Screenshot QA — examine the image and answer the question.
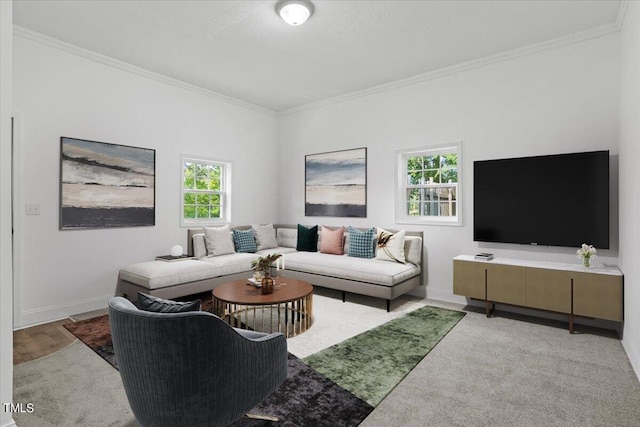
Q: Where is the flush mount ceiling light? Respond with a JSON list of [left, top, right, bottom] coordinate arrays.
[[276, 0, 314, 26]]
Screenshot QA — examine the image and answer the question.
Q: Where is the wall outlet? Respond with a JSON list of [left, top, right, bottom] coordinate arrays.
[[25, 204, 40, 215]]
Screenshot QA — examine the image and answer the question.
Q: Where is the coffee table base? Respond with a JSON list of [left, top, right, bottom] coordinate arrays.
[[213, 294, 313, 338]]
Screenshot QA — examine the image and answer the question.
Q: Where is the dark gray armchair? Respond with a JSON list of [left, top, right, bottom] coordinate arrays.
[[108, 297, 288, 427]]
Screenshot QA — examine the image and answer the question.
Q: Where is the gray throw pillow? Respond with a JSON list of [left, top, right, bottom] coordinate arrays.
[[137, 292, 201, 313], [252, 224, 278, 251], [192, 233, 207, 259], [204, 225, 236, 256]]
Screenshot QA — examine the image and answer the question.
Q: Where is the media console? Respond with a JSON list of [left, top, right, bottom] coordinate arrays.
[[453, 255, 623, 333]]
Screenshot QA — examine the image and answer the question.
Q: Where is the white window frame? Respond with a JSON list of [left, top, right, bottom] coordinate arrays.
[[395, 141, 462, 226], [181, 154, 232, 227]]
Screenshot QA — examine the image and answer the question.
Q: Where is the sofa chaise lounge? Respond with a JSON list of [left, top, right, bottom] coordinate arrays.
[[117, 224, 423, 311]]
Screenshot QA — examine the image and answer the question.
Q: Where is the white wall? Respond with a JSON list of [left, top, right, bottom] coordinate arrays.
[[0, 2, 15, 426], [12, 35, 279, 327], [278, 34, 620, 304], [620, 1, 640, 379]]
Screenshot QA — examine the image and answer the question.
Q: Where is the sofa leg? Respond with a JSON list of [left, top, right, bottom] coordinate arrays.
[[386, 300, 391, 312], [342, 291, 346, 303]]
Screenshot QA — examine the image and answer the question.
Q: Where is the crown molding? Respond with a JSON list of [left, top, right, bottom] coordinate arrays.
[[13, 13, 625, 119], [12, 25, 276, 117], [279, 22, 621, 117]]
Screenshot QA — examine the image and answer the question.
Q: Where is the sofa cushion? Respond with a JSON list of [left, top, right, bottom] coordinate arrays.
[[320, 226, 344, 255], [204, 225, 236, 256], [232, 228, 258, 253], [192, 233, 207, 259], [277, 228, 297, 248], [253, 224, 278, 250], [297, 224, 318, 252], [119, 260, 220, 290], [376, 228, 406, 264], [137, 292, 201, 313], [256, 247, 298, 257], [347, 226, 375, 258], [199, 253, 256, 276], [404, 236, 422, 265], [284, 252, 420, 286]]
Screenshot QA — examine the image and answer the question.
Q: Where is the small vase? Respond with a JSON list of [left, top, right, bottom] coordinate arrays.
[[582, 257, 591, 268], [261, 272, 274, 295]]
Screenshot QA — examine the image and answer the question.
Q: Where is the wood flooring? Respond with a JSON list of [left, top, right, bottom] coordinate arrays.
[[13, 319, 77, 365]]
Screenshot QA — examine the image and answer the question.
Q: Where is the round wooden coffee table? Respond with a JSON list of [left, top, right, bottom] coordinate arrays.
[[212, 277, 313, 338]]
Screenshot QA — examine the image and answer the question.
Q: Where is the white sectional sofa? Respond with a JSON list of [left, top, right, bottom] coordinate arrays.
[[117, 224, 423, 311]]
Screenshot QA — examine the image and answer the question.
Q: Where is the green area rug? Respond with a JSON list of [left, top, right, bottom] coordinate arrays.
[[303, 305, 465, 407]]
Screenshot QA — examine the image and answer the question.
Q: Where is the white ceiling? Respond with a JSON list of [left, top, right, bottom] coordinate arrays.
[[13, 0, 622, 113]]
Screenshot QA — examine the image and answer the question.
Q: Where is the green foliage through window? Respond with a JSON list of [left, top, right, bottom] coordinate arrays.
[[182, 158, 228, 223], [403, 148, 459, 219]]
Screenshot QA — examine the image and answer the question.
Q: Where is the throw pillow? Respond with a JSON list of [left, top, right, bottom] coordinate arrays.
[[137, 292, 201, 313], [232, 228, 257, 253], [347, 226, 376, 258], [203, 225, 236, 256], [192, 233, 207, 259], [375, 227, 406, 264], [252, 224, 278, 251], [297, 224, 318, 252], [320, 225, 344, 255]]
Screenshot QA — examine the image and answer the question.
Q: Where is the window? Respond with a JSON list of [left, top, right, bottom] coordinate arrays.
[[181, 155, 231, 226], [396, 142, 462, 226]]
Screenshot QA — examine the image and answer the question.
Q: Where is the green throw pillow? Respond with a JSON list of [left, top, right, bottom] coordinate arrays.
[[297, 224, 318, 252]]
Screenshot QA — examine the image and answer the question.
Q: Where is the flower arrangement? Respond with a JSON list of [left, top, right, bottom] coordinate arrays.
[[577, 244, 597, 267], [251, 253, 282, 274]]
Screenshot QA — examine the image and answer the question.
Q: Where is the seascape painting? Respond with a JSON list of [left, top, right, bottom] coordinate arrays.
[[305, 147, 367, 217], [60, 137, 155, 229]]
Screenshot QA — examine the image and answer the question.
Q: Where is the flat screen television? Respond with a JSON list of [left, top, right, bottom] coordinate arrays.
[[474, 150, 609, 249]]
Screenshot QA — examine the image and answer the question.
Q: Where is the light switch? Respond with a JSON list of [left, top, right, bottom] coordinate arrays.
[[25, 204, 40, 215]]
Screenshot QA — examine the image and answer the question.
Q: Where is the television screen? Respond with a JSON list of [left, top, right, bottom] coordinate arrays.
[[474, 150, 609, 249]]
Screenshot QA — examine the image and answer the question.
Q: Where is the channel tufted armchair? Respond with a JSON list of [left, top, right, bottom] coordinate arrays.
[[108, 296, 288, 427]]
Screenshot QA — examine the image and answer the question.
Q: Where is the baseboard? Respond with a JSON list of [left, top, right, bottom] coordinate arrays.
[[424, 289, 620, 332], [17, 295, 112, 329], [423, 287, 476, 305], [622, 337, 640, 382]]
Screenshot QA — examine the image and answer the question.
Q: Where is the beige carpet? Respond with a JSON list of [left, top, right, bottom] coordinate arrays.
[[13, 290, 640, 426], [13, 340, 138, 427], [361, 308, 640, 427]]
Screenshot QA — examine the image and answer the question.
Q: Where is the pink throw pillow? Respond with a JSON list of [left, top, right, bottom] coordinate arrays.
[[320, 226, 344, 255]]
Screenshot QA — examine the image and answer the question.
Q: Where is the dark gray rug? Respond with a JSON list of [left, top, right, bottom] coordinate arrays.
[[231, 354, 373, 426], [65, 314, 373, 426]]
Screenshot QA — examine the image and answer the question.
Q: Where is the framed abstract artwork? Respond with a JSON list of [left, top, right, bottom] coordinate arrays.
[[305, 147, 367, 217], [60, 137, 156, 229]]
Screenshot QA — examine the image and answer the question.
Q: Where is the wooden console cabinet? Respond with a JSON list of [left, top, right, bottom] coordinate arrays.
[[453, 255, 623, 333]]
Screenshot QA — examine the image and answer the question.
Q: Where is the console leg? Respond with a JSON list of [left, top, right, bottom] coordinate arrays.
[[569, 314, 574, 334]]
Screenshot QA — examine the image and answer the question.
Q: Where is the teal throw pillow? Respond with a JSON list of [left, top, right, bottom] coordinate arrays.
[[232, 228, 257, 253], [347, 226, 376, 258], [297, 224, 318, 252]]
